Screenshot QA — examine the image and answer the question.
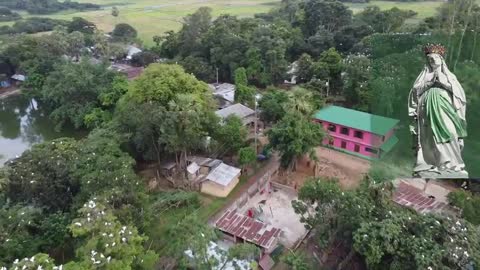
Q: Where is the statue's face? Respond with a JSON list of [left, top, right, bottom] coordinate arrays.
[[427, 53, 442, 69]]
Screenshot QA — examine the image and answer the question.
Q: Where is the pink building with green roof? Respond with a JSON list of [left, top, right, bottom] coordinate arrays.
[[313, 106, 399, 160]]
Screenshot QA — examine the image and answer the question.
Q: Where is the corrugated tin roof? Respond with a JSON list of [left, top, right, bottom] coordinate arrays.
[[11, 74, 26, 81], [187, 162, 200, 174], [206, 163, 241, 186], [187, 156, 222, 168], [216, 103, 255, 120], [216, 210, 281, 250], [313, 105, 399, 135], [208, 83, 236, 103]]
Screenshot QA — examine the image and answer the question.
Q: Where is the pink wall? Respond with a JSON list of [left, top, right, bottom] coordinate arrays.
[[315, 120, 393, 158]]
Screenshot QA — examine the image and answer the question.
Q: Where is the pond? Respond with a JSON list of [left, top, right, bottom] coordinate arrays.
[[0, 95, 84, 166]]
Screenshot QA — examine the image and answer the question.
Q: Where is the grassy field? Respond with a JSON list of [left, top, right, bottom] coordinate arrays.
[[10, 0, 446, 46], [347, 0, 443, 18], [18, 0, 280, 46]]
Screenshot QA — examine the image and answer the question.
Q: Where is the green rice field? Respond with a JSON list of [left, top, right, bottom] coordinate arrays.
[[19, 0, 281, 46], [10, 0, 447, 46]]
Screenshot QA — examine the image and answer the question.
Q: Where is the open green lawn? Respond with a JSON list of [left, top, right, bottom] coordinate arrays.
[[18, 0, 280, 46]]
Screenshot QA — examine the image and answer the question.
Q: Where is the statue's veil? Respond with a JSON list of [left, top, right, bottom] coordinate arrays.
[[411, 54, 467, 120]]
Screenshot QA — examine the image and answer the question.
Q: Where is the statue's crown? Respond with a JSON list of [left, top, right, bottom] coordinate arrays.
[[424, 43, 446, 57]]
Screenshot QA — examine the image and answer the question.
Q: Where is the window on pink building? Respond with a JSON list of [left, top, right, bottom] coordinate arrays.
[[340, 127, 349, 135], [328, 124, 336, 132], [354, 130, 364, 139], [354, 144, 360, 152], [341, 141, 347, 149], [365, 147, 378, 154]]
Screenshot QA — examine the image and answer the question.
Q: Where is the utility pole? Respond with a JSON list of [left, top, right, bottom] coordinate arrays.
[[326, 79, 330, 97], [254, 96, 258, 154]]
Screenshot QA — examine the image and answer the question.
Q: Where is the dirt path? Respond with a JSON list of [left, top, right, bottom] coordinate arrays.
[[275, 147, 371, 190], [0, 87, 21, 99], [315, 147, 370, 189]]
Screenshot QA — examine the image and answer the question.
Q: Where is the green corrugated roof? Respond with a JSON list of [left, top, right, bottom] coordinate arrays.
[[313, 106, 399, 135], [380, 135, 399, 153]]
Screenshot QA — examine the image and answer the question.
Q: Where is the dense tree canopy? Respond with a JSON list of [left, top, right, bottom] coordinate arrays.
[[0, 0, 99, 15], [112, 23, 138, 42], [293, 178, 480, 269], [41, 59, 127, 130], [267, 111, 325, 171], [116, 64, 218, 168]]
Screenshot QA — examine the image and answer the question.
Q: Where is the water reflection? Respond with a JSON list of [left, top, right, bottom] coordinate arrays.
[[0, 95, 83, 166]]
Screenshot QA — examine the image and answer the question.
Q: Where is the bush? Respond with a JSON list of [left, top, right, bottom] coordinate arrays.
[[112, 23, 138, 42], [0, 7, 21, 22], [0, 17, 69, 35], [448, 190, 480, 225], [153, 191, 201, 212]]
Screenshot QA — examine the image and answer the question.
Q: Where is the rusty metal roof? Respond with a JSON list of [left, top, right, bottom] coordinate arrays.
[[215, 210, 281, 250]]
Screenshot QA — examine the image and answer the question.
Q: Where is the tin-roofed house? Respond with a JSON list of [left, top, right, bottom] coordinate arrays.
[[314, 105, 399, 159], [201, 163, 241, 197], [215, 103, 256, 127], [208, 83, 236, 109]]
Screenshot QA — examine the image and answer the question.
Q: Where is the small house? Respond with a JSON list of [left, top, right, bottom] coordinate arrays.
[[201, 163, 241, 197], [187, 156, 222, 175], [126, 45, 142, 60], [186, 162, 201, 181], [11, 74, 26, 86], [208, 83, 236, 109], [216, 103, 256, 127], [314, 105, 399, 160]]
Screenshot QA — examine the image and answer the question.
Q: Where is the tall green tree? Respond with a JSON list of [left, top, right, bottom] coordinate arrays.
[[267, 111, 324, 171], [234, 67, 248, 86], [117, 64, 217, 168], [112, 23, 138, 42], [296, 53, 314, 83], [303, 0, 352, 36], [238, 147, 257, 172], [213, 115, 248, 156], [258, 88, 289, 124], [356, 6, 417, 33], [178, 7, 212, 57], [41, 59, 124, 130], [316, 48, 343, 95], [343, 54, 372, 111]]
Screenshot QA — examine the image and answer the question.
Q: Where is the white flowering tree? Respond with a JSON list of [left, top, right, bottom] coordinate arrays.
[[1, 254, 57, 270], [68, 199, 157, 270]]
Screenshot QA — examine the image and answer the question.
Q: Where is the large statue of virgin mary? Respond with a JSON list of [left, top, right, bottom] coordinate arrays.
[[408, 44, 468, 178]]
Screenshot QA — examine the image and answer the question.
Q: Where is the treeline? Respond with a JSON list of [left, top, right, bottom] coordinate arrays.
[[0, 7, 21, 22], [152, 0, 417, 110], [0, 0, 99, 14], [0, 17, 69, 35]]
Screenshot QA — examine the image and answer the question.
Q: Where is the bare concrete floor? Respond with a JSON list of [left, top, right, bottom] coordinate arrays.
[[236, 188, 307, 248]]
